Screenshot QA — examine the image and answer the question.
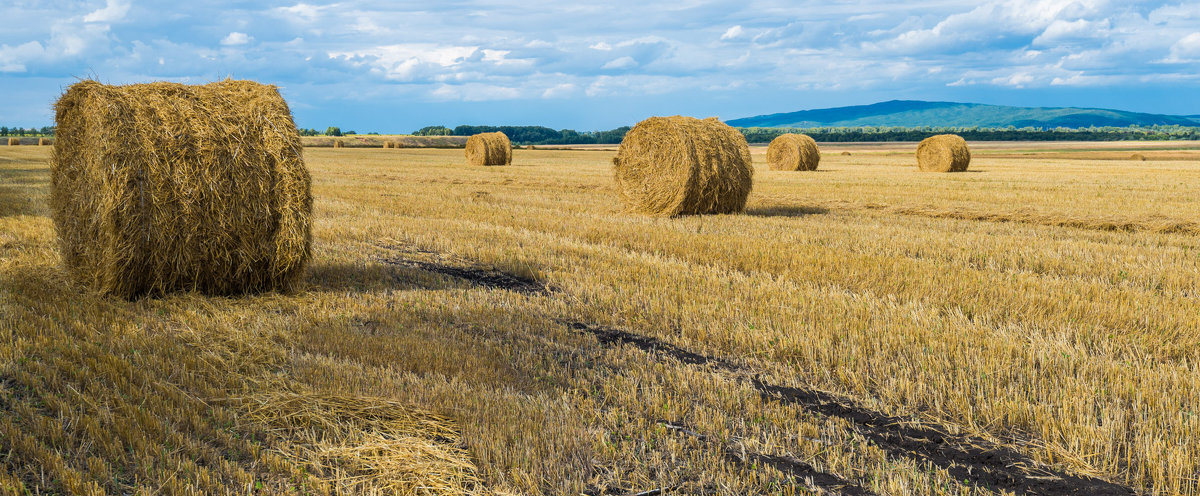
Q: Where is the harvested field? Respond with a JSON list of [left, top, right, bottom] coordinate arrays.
[[2, 142, 1199, 495]]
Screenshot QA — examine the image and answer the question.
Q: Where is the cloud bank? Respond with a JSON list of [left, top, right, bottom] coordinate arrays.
[[1, 0, 1198, 130]]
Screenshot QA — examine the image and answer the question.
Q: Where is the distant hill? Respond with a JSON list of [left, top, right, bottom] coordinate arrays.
[[726, 100, 1200, 129]]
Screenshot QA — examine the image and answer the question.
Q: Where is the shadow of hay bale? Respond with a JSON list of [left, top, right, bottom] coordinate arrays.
[[745, 205, 829, 218]]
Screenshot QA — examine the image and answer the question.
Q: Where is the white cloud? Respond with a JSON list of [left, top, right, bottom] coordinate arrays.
[[82, 0, 130, 23], [542, 83, 578, 98], [430, 83, 521, 101], [721, 25, 745, 41], [221, 32, 252, 46], [602, 56, 637, 69], [274, 3, 327, 23], [589, 42, 613, 51], [1166, 32, 1200, 62], [993, 72, 1036, 87]]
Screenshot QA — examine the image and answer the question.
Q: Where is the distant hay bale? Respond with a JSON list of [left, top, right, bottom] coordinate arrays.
[[613, 115, 752, 216], [7, 138, 18, 146], [766, 133, 820, 171], [333, 140, 345, 148], [383, 141, 394, 149], [527, 145, 536, 150], [841, 151, 851, 156], [916, 134, 971, 172], [38, 138, 49, 146], [50, 79, 312, 298], [1131, 153, 1146, 161], [465, 132, 511, 165]]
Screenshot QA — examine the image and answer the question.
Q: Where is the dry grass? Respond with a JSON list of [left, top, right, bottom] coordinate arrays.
[[3, 142, 1200, 494]]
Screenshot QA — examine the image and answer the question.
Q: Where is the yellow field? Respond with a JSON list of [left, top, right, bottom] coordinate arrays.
[[2, 143, 1198, 495]]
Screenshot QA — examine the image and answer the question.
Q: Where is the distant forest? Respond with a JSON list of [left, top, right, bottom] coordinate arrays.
[[9, 124, 1199, 143], [415, 124, 1200, 144]]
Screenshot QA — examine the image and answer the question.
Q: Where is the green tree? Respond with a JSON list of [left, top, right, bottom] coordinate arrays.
[[413, 126, 452, 136], [325, 126, 342, 137]]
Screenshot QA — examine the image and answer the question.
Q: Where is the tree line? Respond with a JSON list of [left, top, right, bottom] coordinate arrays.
[[0, 127, 55, 137], [416, 124, 1200, 144], [9, 123, 1199, 143]]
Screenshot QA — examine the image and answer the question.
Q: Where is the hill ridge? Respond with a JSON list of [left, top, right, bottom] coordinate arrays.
[[726, 101, 1200, 129]]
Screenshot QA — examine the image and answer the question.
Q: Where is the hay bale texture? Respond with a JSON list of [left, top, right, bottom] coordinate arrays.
[[50, 79, 312, 298], [7, 138, 18, 146], [766, 133, 820, 171], [916, 134, 971, 172], [465, 132, 511, 166], [613, 116, 752, 216], [39, 138, 49, 146]]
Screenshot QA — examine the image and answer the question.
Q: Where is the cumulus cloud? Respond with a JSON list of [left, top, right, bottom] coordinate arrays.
[[83, 0, 131, 23], [720, 25, 745, 41], [221, 32, 253, 46], [1166, 32, 1200, 62], [602, 56, 637, 70]]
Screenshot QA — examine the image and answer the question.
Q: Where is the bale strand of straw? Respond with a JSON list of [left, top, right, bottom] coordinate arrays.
[[464, 132, 511, 166], [613, 116, 753, 216], [766, 133, 820, 171], [916, 134, 971, 172], [50, 79, 312, 298]]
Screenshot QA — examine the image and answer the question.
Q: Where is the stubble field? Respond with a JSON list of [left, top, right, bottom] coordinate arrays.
[[1, 142, 1198, 495]]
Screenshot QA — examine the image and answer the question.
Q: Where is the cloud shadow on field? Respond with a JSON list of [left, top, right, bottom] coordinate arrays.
[[744, 205, 829, 218]]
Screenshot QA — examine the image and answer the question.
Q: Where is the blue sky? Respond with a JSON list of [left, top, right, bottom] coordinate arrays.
[[2, 0, 1199, 132]]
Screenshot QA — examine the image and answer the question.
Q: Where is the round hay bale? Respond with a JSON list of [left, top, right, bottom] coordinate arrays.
[[38, 138, 50, 146], [766, 133, 820, 171], [50, 79, 312, 298], [7, 138, 18, 146], [613, 116, 752, 216], [333, 140, 345, 148], [841, 151, 851, 156], [1131, 153, 1146, 161], [465, 132, 512, 166], [916, 134, 971, 172], [383, 141, 394, 149]]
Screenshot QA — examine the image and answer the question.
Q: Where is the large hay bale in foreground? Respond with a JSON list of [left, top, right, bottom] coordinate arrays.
[[7, 138, 18, 146], [916, 134, 971, 172], [767, 133, 820, 171], [50, 79, 312, 298], [465, 132, 511, 165], [613, 116, 752, 216]]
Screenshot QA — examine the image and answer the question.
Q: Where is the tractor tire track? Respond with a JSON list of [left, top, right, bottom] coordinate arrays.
[[377, 250, 1139, 496]]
